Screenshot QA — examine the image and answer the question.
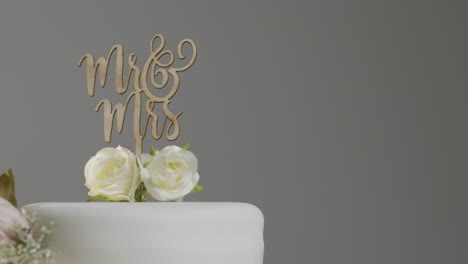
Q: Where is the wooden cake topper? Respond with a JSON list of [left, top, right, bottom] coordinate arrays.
[[78, 34, 197, 156]]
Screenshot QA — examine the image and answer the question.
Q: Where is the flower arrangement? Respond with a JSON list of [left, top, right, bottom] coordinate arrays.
[[84, 143, 202, 202], [0, 170, 55, 264]]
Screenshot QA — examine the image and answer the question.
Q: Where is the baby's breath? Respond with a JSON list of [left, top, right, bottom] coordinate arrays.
[[0, 211, 55, 264]]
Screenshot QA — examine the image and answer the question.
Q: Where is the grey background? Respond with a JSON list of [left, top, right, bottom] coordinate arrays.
[[0, 1, 467, 263]]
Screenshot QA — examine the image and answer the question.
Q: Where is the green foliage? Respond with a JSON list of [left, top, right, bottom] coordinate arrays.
[[181, 142, 191, 150], [0, 169, 17, 207], [191, 184, 203, 193], [134, 182, 148, 202], [87, 195, 110, 202], [150, 145, 157, 156]]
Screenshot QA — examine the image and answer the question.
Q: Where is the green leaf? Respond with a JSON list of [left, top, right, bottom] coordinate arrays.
[[191, 184, 203, 193], [182, 142, 191, 150], [150, 145, 157, 156], [0, 169, 17, 207], [134, 182, 148, 202], [87, 195, 109, 202]]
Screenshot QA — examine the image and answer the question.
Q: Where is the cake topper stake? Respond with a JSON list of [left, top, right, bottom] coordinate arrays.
[[78, 34, 197, 156]]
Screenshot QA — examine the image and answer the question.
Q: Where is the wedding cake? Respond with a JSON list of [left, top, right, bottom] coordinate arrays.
[[24, 202, 264, 264], [15, 34, 265, 263], [22, 144, 265, 263]]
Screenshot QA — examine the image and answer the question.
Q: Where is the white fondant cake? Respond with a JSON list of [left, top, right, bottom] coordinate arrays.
[[24, 202, 264, 264]]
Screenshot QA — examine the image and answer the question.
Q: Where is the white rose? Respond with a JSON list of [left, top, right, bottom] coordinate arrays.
[[141, 145, 200, 201], [84, 146, 140, 202]]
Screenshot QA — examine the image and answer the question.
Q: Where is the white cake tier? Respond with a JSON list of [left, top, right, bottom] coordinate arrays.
[[24, 202, 264, 264]]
